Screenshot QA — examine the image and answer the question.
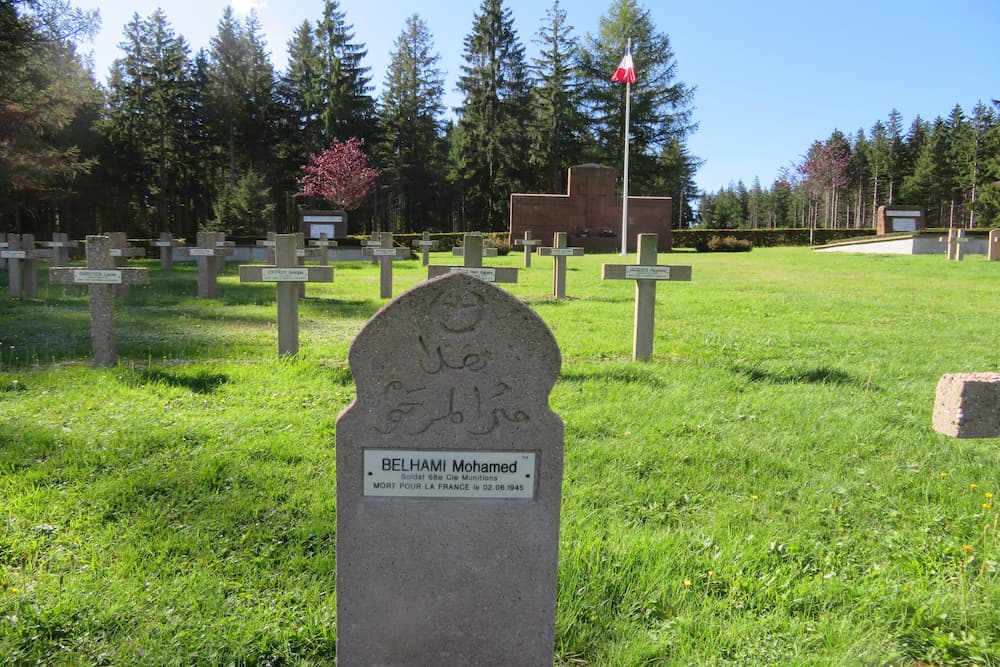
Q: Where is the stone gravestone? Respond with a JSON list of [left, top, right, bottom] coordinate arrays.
[[537, 231, 585, 299], [3, 234, 47, 299], [988, 229, 1000, 262], [0, 233, 6, 270], [428, 233, 518, 285], [309, 232, 338, 266], [452, 238, 499, 260], [933, 373, 1000, 438], [363, 231, 411, 299], [336, 271, 563, 665], [238, 234, 333, 355], [941, 228, 970, 261], [257, 232, 277, 264], [49, 235, 149, 367], [182, 231, 234, 299], [515, 230, 543, 268], [150, 232, 183, 270], [43, 232, 79, 267], [411, 231, 439, 267], [107, 232, 145, 298], [602, 233, 692, 361]]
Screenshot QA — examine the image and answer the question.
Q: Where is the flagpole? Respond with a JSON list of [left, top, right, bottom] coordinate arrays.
[[620, 38, 632, 256]]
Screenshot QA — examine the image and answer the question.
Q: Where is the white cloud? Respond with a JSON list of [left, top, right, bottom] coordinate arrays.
[[231, 0, 267, 15]]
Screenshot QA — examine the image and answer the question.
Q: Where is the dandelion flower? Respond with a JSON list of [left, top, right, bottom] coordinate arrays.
[[683, 578, 692, 587], [970, 483, 979, 490], [963, 544, 973, 553]]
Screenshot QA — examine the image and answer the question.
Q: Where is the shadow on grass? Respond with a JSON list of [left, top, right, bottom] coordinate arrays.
[[731, 363, 876, 390], [559, 365, 665, 387], [122, 367, 231, 394]]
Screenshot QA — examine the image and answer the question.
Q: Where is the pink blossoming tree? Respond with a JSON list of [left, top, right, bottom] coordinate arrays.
[[298, 137, 380, 211]]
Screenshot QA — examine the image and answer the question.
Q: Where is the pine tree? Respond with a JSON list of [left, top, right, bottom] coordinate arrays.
[[379, 14, 446, 233], [455, 0, 533, 230], [529, 0, 587, 193], [314, 0, 376, 147], [577, 0, 696, 195]]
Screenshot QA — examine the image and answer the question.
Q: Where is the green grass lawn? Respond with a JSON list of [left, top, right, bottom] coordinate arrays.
[[2, 248, 999, 665]]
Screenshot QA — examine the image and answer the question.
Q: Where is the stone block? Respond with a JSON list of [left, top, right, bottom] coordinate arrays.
[[933, 373, 1000, 438]]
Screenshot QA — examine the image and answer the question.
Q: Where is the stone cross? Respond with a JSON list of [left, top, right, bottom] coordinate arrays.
[[428, 233, 518, 284], [515, 230, 543, 267], [0, 233, 6, 270], [941, 228, 970, 261], [49, 235, 149, 367], [43, 232, 79, 267], [452, 238, 499, 260], [537, 231, 585, 299], [238, 234, 333, 356], [3, 233, 48, 299], [601, 233, 692, 361], [411, 231, 439, 266], [363, 231, 411, 298], [182, 231, 234, 299], [988, 229, 1000, 261], [215, 234, 235, 275], [335, 271, 563, 665], [150, 232, 183, 269], [363, 233, 384, 265], [256, 232, 276, 264], [309, 232, 338, 266], [107, 232, 145, 297]]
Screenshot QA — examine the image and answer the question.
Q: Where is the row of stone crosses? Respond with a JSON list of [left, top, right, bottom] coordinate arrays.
[[2, 229, 692, 367]]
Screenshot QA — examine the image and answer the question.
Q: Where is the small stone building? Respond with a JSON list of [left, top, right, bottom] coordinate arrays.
[[509, 164, 672, 252], [876, 205, 925, 235]]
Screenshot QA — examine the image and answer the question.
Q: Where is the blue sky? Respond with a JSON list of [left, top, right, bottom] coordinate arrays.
[[75, 0, 999, 195]]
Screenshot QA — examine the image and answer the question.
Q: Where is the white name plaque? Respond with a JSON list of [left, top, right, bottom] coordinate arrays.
[[152, 241, 175, 247], [110, 249, 123, 257], [548, 248, 578, 256], [886, 210, 919, 217], [373, 248, 398, 256], [189, 248, 215, 256], [625, 265, 672, 280], [74, 269, 122, 284], [892, 219, 917, 231], [303, 215, 343, 223], [1, 250, 26, 259], [262, 268, 310, 281], [364, 449, 536, 499], [449, 267, 497, 281]]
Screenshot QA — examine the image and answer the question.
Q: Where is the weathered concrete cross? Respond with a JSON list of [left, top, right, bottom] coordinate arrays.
[[182, 231, 234, 298], [150, 232, 183, 269], [256, 232, 277, 264], [941, 228, 971, 261], [428, 233, 517, 284], [106, 232, 145, 297], [452, 237, 499, 261], [363, 231, 411, 298], [309, 232, 338, 266], [514, 230, 543, 268], [0, 233, 6, 270], [537, 231, 584, 299], [3, 234, 47, 298], [238, 234, 334, 356], [411, 231, 439, 266], [49, 235, 149, 367], [601, 233, 692, 361], [43, 232, 79, 267], [363, 233, 384, 265]]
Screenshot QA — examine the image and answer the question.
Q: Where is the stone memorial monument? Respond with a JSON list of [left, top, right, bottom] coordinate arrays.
[[336, 271, 563, 665], [49, 235, 149, 366], [602, 233, 692, 361], [428, 233, 518, 285]]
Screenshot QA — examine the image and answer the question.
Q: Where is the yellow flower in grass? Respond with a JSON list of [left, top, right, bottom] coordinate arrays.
[[986, 492, 994, 501], [963, 544, 974, 553], [683, 578, 692, 587], [970, 483, 979, 490]]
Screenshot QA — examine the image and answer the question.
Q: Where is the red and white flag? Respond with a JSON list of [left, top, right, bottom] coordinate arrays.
[[610, 44, 636, 84]]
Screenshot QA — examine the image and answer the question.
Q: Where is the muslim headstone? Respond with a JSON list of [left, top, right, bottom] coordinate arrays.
[[537, 231, 585, 299], [428, 233, 518, 284], [515, 230, 542, 268], [602, 233, 692, 360], [237, 234, 333, 355], [336, 271, 564, 665], [43, 232, 78, 267], [49, 235, 149, 366], [411, 231, 439, 267]]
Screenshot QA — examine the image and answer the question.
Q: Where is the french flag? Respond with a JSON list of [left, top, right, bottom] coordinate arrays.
[[611, 44, 636, 84]]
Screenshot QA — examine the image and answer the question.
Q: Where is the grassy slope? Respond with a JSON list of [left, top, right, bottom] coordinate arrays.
[[1, 249, 998, 665]]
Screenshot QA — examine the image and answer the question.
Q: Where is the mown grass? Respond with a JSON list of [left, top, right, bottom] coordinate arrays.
[[1, 249, 999, 665]]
